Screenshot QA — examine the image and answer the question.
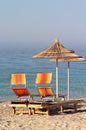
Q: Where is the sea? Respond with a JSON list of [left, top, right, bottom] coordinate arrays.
[[0, 45, 86, 101]]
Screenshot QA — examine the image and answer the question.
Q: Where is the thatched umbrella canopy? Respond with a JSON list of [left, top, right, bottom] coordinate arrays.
[[50, 57, 86, 62], [51, 57, 86, 99], [33, 39, 75, 59], [33, 39, 85, 99]]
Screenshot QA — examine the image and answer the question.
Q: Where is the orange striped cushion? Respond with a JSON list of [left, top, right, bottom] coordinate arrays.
[[38, 87, 54, 97], [13, 88, 29, 97]]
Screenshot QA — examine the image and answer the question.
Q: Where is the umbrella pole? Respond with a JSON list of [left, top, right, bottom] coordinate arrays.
[[67, 62, 70, 100], [56, 61, 58, 98]]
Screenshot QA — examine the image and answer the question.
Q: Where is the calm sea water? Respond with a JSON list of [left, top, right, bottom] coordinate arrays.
[[0, 46, 86, 101]]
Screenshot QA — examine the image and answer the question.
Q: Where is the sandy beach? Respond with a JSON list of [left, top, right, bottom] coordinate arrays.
[[0, 98, 86, 130]]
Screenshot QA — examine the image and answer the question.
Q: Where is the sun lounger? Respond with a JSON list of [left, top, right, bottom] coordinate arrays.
[[9, 99, 84, 115], [10, 73, 39, 100], [35, 73, 66, 100], [44, 99, 84, 113]]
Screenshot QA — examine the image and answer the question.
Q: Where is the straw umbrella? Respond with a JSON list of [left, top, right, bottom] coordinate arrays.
[[32, 39, 84, 98], [51, 57, 86, 99]]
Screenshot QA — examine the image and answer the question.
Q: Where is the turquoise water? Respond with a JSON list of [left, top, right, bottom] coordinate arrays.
[[0, 46, 86, 101]]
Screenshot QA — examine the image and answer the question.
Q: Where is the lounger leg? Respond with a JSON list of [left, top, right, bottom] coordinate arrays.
[[60, 105, 64, 113], [31, 108, 35, 115], [74, 104, 77, 112], [28, 108, 32, 115], [46, 108, 50, 115], [13, 107, 16, 114]]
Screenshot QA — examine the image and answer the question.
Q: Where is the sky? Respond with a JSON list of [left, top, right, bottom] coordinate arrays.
[[0, 0, 86, 50]]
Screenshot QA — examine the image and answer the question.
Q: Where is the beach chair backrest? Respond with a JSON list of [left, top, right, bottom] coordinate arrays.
[[36, 73, 52, 84], [11, 73, 30, 97], [35, 73, 55, 99], [11, 73, 26, 86]]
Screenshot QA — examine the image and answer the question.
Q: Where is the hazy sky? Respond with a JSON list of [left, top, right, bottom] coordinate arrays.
[[0, 0, 86, 49]]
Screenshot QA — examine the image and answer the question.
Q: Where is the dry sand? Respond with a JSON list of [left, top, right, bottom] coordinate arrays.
[[0, 98, 86, 130]]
